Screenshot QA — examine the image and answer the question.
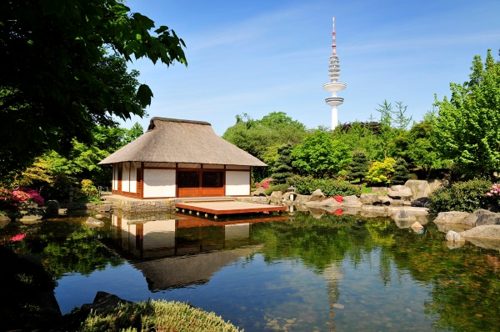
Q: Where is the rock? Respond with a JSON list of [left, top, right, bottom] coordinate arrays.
[[282, 192, 292, 201], [460, 225, 500, 240], [86, 217, 104, 228], [360, 194, 380, 205], [390, 199, 405, 207], [294, 194, 311, 204], [446, 230, 465, 242], [58, 208, 68, 215], [81, 291, 131, 314], [447, 241, 465, 249], [465, 238, 500, 251], [305, 198, 341, 208], [392, 209, 417, 223], [411, 222, 424, 231], [97, 204, 112, 212], [379, 195, 393, 205], [428, 179, 444, 194], [0, 214, 10, 228], [435, 223, 472, 234], [269, 191, 283, 205], [308, 208, 325, 219], [415, 215, 429, 225], [388, 206, 429, 216], [94, 214, 104, 219], [342, 207, 361, 216], [310, 189, 325, 202], [395, 220, 416, 228], [387, 185, 413, 200], [433, 211, 470, 224], [342, 195, 362, 208], [251, 187, 266, 196], [411, 197, 431, 208], [360, 205, 389, 218], [462, 209, 500, 227], [404, 180, 432, 200]]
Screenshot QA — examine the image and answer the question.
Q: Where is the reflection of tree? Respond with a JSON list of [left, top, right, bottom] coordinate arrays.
[[388, 224, 500, 331], [11, 219, 124, 279]]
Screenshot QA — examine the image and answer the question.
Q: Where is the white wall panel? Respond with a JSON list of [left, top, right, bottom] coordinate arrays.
[[225, 171, 250, 196], [130, 163, 137, 193], [144, 169, 176, 198], [112, 165, 118, 190], [122, 163, 130, 192]]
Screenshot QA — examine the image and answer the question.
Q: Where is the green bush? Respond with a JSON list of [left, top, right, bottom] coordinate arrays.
[[264, 183, 291, 195], [429, 179, 494, 213], [80, 299, 241, 332], [287, 175, 361, 197]]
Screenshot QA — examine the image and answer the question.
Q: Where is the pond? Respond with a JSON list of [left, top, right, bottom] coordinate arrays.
[[1, 211, 500, 331]]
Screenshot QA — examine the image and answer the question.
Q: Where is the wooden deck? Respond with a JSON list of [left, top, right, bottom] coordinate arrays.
[[175, 200, 286, 218]]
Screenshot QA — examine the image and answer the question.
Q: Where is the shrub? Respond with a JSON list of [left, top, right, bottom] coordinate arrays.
[[13, 188, 44, 206], [287, 175, 361, 197], [80, 299, 241, 332], [429, 179, 494, 213], [264, 184, 290, 195], [81, 180, 99, 199], [366, 158, 396, 185]]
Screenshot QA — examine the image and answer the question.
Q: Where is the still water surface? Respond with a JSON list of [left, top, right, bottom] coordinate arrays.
[[2, 211, 500, 331]]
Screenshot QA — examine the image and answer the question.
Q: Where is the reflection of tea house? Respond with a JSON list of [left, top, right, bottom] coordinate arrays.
[[99, 118, 266, 199]]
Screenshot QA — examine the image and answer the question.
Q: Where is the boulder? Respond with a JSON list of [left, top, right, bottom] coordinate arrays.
[[86, 217, 104, 228], [0, 214, 10, 228], [446, 230, 464, 242], [45, 200, 60, 216], [305, 198, 341, 208], [433, 211, 470, 224], [342, 195, 362, 208], [94, 214, 104, 219], [308, 208, 325, 219], [395, 219, 416, 228], [390, 199, 405, 207], [435, 223, 472, 234], [428, 179, 444, 193], [411, 197, 431, 208], [310, 189, 325, 202], [360, 205, 389, 218], [251, 187, 266, 196], [462, 209, 500, 227], [58, 208, 68, 216], [411, 222, 424, 232], [387, 185, 413, 200], [465, 238, 500, 251], [404, 180, 432, 200], [360, 194, 380, 205], [97, 204, 112, 212], [269, 191, 283, 205], [392, 209, 417, 223], [379, 195, 393, 205], [294, 194, 311, 204], [388, 206, 429, 216], [460, 225, 500, 240]]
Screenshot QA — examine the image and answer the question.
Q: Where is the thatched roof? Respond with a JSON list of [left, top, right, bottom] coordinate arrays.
[[98, 117, 266, 166]]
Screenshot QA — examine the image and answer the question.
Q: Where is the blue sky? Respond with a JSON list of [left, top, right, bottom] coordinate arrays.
[[122, 0, 500, 135]]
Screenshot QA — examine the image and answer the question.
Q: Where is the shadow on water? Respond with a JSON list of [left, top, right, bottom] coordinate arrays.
[[1, 211, 500, 331]]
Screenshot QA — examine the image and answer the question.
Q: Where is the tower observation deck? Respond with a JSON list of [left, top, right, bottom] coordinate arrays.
[[323, 16, 346, 130]]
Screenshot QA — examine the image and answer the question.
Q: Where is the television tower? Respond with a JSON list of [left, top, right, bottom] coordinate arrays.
[[323, 16, 346, 130]]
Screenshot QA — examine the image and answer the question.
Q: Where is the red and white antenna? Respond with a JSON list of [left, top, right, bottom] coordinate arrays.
[[332, 16, 337, 56]]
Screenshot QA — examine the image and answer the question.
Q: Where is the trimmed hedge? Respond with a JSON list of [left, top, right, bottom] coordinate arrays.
[[264, 184, 290, 195], [429, 179, 494, 213], [288, 175, 361, 197]]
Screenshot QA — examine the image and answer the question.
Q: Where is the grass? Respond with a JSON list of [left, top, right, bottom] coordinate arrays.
[[79, 300, 242, 332]]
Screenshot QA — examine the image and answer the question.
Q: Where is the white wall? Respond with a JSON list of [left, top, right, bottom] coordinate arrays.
[[122, 163, 130, 192], [112, 165, 118, 190], [225, 171, 250, 196], [144, 169, 176, 198], [130, 163, 137, 193]]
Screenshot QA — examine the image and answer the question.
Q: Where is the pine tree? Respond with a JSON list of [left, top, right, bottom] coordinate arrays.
[[348, 150, 369, 183], [272, 144, 294, 184], [392, 158, 410, 184]]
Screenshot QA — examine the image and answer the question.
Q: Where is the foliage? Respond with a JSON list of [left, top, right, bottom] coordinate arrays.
[[332, 121, 384, 161], [264, 184, 290, 196], [347, 150, 369, 183], [391, 158, 410, 185], [365, 158, 396, 185], [13, 188, 45, 206], [80, 300, 241, 332], [0, 0, 186, 175], [0, 247, 60, 330], [434, 50, 500, 179], [391, 113, 450, 177], [429, 179, 494, 213], [291, 130, 351, 178], [80, 180, 99, 200], [223, 112, 307, 181], [271, 144, 294, 184], [287, 175, 361, 197]]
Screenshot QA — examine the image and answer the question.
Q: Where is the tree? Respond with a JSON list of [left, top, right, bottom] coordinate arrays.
[[434, 49, 500, 179], [0, 0, 187, 175], [271, 144, 294, 184], [365, 157, 396, 185], [348, 150, 369, 183], [291, 131, 351, 178], [391, 158, 410, 185]]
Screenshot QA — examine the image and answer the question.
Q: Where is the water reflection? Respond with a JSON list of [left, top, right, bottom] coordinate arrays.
[[105, 212, 287, 291]]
